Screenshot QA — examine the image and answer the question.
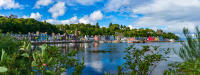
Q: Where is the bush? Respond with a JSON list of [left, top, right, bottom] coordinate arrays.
[[0, 33, 21, 55], [106, 45, 171, 75], [0, 34, 84, 75], [164, 27, 200, 75]]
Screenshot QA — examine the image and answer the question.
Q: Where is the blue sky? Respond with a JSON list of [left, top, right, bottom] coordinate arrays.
[[1, 0, 200, 37], [0, 0, 143, 27]]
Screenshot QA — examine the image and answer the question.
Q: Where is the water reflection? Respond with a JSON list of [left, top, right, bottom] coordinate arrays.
[[50, 42, 182, 75]]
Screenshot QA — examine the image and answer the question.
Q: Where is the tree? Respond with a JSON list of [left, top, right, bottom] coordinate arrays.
[[109, 22, 112, 28], [0, 17, 179, 40], [95, 22, 100, 28], [0, 17, 60, 34]]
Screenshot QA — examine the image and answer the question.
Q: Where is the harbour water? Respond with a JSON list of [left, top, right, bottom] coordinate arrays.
[[57, 42, 183, 75]]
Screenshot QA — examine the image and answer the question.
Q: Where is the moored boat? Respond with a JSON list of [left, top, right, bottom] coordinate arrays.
[[99, 40, 104, 43], [113, 40, 120, 43]]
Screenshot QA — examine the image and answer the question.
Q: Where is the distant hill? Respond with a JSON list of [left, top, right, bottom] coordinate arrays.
[[0, 17, 60, 34], [0, 17, 179, 40]]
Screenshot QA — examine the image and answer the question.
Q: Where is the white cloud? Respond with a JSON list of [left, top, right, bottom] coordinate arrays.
[[60, 0, 102, 6], [100, 25, 106, 28], [0, 14, 5, 16], [79, 16, 91, 24], [34, 0, 53, 8], [46, 16, 78, 24], [104, 0, 131, 12], [79, 10, 103, 24], [128, 25, 135, 29], [0, 0, 21, 9], [30, 12, 42, 19], [22, 15, 29, 19], [85, 61, 103, 72], [132, 0, 200, 33], [46, 10, 103, 25], [22, 12, 42, 19], [75, 0, 102, 5], [90, 10, 103, 21], [104, 0, 151, 12], [48, 2, 66, 19]]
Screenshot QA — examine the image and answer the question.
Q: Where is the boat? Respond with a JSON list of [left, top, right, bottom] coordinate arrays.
[[169, 39, 176, 42], [127, 40, 140, 43], [113, 40, 120, 43], [99, 40, 104, 43], [121, 40, 127, 43], [106, 40, 112, 43]]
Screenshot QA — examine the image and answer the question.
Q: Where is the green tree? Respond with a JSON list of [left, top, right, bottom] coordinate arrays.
[[0, 17, 179, 40], [95, 22, 100, 28], [0, 17, 59, 34], [109, 22, 112, 28]]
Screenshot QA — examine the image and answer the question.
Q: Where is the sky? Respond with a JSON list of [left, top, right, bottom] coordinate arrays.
[[0, 0, 200, 37]]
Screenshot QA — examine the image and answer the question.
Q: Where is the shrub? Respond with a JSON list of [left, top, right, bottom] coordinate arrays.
[[164, 27, 200, 75]]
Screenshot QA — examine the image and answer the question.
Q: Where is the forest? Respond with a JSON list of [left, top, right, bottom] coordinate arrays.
[[0, 17, 179, 40]]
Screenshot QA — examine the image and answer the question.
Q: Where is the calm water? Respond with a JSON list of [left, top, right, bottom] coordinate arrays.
[[59, 42, 183, 75]]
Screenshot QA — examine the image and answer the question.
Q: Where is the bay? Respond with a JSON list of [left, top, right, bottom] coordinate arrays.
[[57, 42, 183, 75]]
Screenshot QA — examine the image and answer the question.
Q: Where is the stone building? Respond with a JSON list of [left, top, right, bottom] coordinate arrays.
[[157, 29, 163, 34]]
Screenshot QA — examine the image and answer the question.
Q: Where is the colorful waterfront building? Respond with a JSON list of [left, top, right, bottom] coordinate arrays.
[[101, 36, 106, 41], [159, 36, 163, 41], [148, 36, 152, 41], [110, 36, 115, 41], [84, 35, 89, 40], [152, 37, 155, 41], [155, 37, 159, 41], [98, 35, 101, 40], [105, 35, 110, 40], [94, 35, 98, 41], [130, 37, 135, 41]]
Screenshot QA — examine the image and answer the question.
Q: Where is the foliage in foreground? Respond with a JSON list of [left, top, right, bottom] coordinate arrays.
[[164, 27, 200, 75], [106, 45, 171, 75], [0, 33, 21, 55], [0, 33, 84, 75]]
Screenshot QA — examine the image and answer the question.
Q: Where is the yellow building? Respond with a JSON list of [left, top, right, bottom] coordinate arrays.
[[155, 37, 159, 41]]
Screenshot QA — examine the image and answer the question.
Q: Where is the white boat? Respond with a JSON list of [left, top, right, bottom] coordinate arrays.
[[99, 40, 104, 43], [169, 39, 176, 42]]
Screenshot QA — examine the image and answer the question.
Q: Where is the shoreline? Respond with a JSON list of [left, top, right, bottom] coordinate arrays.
[[31, 40, 184, 45]]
